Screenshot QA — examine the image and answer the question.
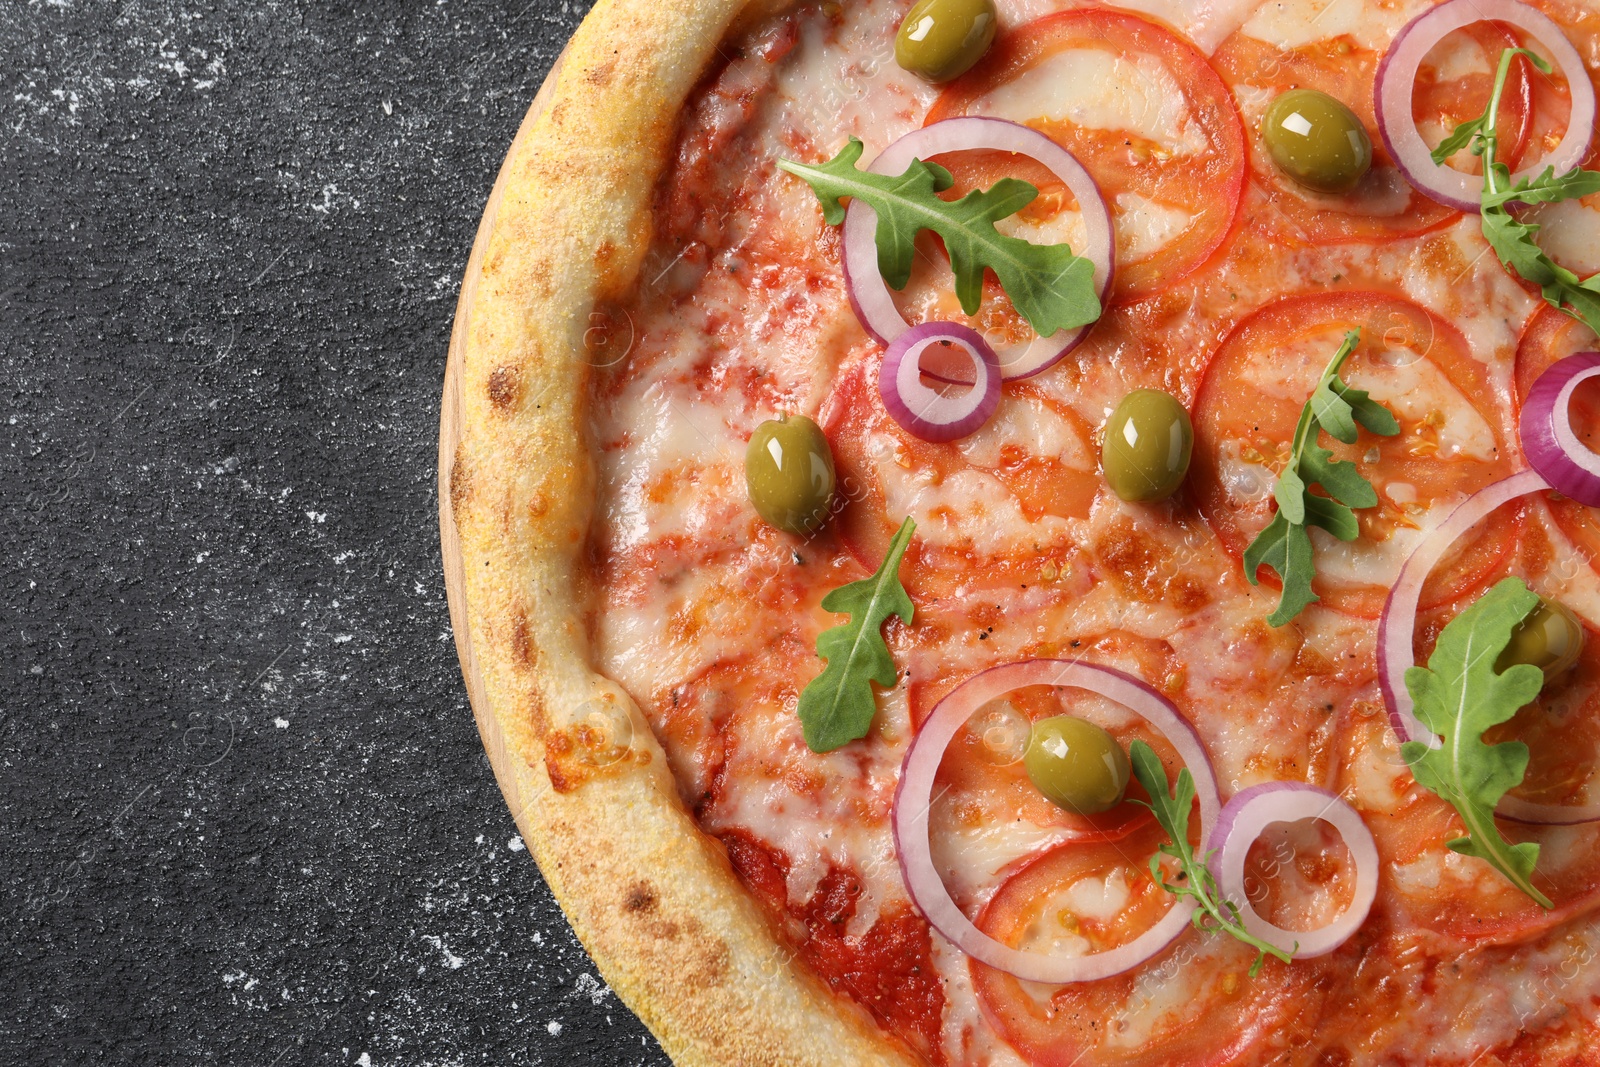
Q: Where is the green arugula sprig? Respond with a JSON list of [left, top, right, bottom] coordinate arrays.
[[797, 516, 916, 753], [1243, 330, 1400, 626], [1127, 741, 1295, 977], [1437, 47, 1600, 332], [1402, 577, 1553, 908], [778, 139, 1102, 338]]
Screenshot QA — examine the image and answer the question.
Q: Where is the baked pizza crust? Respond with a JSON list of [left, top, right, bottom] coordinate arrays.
[[448, 0, 918, 1062]]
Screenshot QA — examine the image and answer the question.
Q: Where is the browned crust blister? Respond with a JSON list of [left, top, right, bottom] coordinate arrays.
[[449, 0, 920, 1063]]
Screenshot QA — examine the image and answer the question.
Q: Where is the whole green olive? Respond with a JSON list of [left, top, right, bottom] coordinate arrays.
[[1024, 715, 1131, 815], [895, 0, 998, 83], [1101, 389, 1193, 503], [1497, 597, 1586, 679], [745, 415, 837, 535], [1261, 89, 1373, 195]]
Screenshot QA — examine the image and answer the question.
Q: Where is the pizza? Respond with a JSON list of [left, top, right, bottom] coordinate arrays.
[[446, 0, 1600, 1062]]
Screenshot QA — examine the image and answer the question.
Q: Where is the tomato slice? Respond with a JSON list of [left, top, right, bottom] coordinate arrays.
[[1192, 291, 1521, 618], [926, 10, 1246, 303], [1340, 713, 1600, 947], [1211, 24, 1532, 245], [971, 826, 1332, 1067], [1514, 305, 1600, 569], [820, 355, 1100, 599]]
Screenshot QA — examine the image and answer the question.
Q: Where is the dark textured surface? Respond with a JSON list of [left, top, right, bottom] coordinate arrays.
[[1, 2, 671, 1063]]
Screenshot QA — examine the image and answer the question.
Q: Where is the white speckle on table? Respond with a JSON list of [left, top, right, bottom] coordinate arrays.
[[572, 972, 611, 1006], [273, 717, 289, 729], [422, 935, 466, 970], [507, 836, 523, 852], [546, 1020, 562, 1036]]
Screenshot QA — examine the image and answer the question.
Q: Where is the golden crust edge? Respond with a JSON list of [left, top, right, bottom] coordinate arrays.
[[448, 0, 924, 1064]]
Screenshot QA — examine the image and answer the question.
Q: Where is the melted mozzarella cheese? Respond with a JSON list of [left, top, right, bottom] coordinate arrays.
[[956, 393, 1092, 470], [969, 49, 1207, 155], [1527, 199, 1600, 277], [1238, 0, 1421, 51], [875, 454, 1073, 552], [1344, 361, 1497, 460]]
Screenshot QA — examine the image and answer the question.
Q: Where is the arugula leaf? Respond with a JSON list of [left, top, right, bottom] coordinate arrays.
[[1243, 330, 1399, 626], [778, 138, 1102, 338], [1127, 740, 1295, 977], [1401, 577, 1552, 908], [1441, 47, 1600, 337], [797, 516, 916, 753]]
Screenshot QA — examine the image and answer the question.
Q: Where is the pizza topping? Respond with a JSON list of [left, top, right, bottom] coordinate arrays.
[[831, 117, 1113, 380], [796, 516, 915, 753], [1522, 350, 1600, 506], [1433, 45, 1600, 335], [1380, 470, 1544, 750], [1243, 329, 1401, 626], [780, 131, 1102, 341], [1101, 388, 1193, 504], [1376, 0, 1595, 212], [894, 658, 1219, 982], [1497, 596, 1586, 680], [1207, 782, 1379, 958], [1023, 714, 1131, 815], [894, 0, 996, 84], [1260, 89, 1372, 195], [1127, 740, 1295, 976], [1400, 577, 1555, 908], [744, 415, 837, 535], [1383, 348, 1600, 753], [928, 10, 1246, 302], [878, 322, 1000, 442]]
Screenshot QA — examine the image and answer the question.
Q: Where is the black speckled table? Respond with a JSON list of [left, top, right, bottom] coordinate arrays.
[[1, 2, 669, 1063]]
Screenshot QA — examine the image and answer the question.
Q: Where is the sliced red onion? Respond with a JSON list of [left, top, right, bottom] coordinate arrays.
[[1208, 783, 1378, 958], [1375, 0, 1596, 212], [1521, 351, 1600, 507], [893, 658, 1219, 983], [843, 117, 1114, 382], [1378, 468, 1548, 749], [879, 322, 1001, 442]]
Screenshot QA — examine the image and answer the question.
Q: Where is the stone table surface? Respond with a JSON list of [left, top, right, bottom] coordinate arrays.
[[1, 1, 671, 1063]]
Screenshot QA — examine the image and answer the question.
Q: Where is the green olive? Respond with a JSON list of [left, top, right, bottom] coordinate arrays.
[[1101, 389, 1193, 503], [1024, 716, 1131, 815], [1261, 89, 1373, 195], [745, 415, 837, 535], [1496, 597, 1586, 679], [895, 0, 997, 83]]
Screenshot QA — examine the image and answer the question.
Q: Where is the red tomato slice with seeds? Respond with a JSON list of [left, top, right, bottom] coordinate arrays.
[[1212, 24, 1532, 245], [1192, 291, 1521, 618], [926, 9, 1246, 303], [820, 355, 1100, 599], [971, 825, 1333, 1067]]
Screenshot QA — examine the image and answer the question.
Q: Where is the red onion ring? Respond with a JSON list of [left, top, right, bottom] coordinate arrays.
[[1208, 783, 1379, 958], [843, 117, 1114, 382], [1521, 351, 1600, 507], [893, 658, 1219, 983], [1375, 0, 1596, 212], [878, 322, 1001, 442]]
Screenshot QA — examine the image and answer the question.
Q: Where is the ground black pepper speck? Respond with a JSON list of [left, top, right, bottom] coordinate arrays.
[[1, 2, 670, 1064]]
